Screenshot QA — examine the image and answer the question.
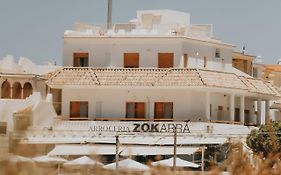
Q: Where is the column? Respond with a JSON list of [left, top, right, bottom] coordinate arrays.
[[10, 86, 13, 99], [205, 91, 210, 121], [21, 88, 24, 99], [257, 99, 262, 125], [239, 96, 245, 124], [149, 100, 154, 120], [229, 93, 235, 121], [265, 100, 270, 124]]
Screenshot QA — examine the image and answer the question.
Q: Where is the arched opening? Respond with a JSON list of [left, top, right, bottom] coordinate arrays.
[[23, 82, 33, 99], [1, 80, 11, 98], [12, 82, 22, 99]]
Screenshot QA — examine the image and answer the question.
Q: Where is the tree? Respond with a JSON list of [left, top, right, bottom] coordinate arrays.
[[246, 121, 281, 156]]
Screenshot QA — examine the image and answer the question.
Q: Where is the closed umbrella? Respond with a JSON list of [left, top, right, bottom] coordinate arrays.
[[151, 157, 200, 168], [104, 158, 149, 171]]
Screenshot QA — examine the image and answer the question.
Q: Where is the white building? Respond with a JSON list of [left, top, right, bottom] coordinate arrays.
[[1, 10, 280, 159], [56, 10, 278, 125]]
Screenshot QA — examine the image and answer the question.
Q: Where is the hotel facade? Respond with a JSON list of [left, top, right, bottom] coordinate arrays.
[[0, 10, 280, 161]]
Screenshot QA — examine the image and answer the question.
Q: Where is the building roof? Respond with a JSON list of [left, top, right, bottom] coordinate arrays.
[[47, 67, 279, 97], [263, 64, 281, 72], [0, 55, 60, 77]]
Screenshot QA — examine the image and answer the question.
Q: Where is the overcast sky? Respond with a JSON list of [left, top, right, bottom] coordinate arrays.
[[1, 0, 281, 65]]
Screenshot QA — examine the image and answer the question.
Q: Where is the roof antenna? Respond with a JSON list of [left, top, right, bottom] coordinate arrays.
[[107, 0, 112, 30]]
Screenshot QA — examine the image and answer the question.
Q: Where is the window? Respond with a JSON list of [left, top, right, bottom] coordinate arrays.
[[215, 48, 220, 58], [124, 53, 139, 68], [183, 54, 188, 68], [0, 122, 7, 134], [70, 101, 88, 120], [204, 56, 207, 68], [126, 102, 145, 118], [154, 102, 173, 119], [73, 53, 89, 67], [158, 53, 174, 68]]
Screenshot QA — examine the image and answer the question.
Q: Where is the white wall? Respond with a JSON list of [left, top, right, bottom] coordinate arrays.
[[61, 88, 206, 121], [137, 10, 190, 26], [63, 37, 234, 72], [0, 93, 42, 131]]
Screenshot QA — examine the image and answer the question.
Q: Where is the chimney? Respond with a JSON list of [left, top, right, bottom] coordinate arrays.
[[107, 0, 112, 30]]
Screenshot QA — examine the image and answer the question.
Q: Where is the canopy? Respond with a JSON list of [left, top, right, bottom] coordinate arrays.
[[48, 144, 199, 156], [64, 156, 103, 166], [32, 155, 67, 164], [151, 157, 200, 168], [103, 159, 149, 171]]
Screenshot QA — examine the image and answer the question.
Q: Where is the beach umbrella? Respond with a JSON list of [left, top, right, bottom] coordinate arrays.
[[151, 157, 200, 168], [104, 158, 149, 171], [64, 156, 103, 166], [32, 155, 67, 164], [33, 155, 67, 174]]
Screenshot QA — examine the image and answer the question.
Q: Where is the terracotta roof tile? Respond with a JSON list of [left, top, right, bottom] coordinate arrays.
[[47, 67, 280, 96]]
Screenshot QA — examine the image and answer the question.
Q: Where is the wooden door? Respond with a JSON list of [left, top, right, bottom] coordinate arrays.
[[217, 106, 224, 120], [70, 102, 80, 118], [135, 103, 145, 118], [164, 102, 173, 119], [124, 53, 139, 68], [244, 110, 250, 124], [235, 108, 240, 122], [154, 102, 164, 119], [80, 102, 88, 118], [158, 53, 174, 68], [73, 53, 89, 67], [126, 102, 135, 118]]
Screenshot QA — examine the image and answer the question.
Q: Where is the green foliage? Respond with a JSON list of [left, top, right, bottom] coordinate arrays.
[[246, 121, 281, 156]]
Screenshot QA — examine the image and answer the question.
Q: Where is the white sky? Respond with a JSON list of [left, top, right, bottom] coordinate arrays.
[[1, 0, 281, 65]]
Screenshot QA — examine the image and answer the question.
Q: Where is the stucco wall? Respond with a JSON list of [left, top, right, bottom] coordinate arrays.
[[63, 37, 233, 72], [61, 88, 207, 121]]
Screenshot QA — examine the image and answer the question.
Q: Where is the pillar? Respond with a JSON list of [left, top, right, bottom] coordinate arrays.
[[10, 86, 13, 99], [229, 93, 235, 121], [239, 96, 245, 124], [257, 99, 262, 125], [21, 88, 24, 99], [265, 100, 270, 124], [205, 91, 210, 121]]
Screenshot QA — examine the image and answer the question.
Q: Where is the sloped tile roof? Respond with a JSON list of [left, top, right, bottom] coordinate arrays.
[[239, 76, 278, 95], [94, 68, 167, 86], [156, 69, 203, 86], [48, 68, 99, 85], [47, 67, 280, 96], [198, 70, 248, 90]]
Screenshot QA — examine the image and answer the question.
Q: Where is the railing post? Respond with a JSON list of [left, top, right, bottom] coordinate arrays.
[[115, 134, 119, 170], [173, 126, 177, 171]]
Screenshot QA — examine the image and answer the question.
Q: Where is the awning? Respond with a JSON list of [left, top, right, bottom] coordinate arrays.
[[48, 144, 199, 156], [24, 135, 227, 145]]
